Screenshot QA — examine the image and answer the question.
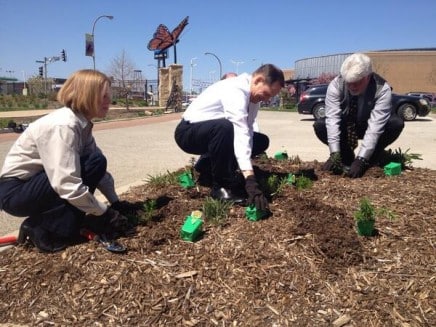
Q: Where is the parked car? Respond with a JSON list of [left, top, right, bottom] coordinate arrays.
[[297, 84, 431, 121], [297, 84, 328, 119], [406, 92, 436, 107]]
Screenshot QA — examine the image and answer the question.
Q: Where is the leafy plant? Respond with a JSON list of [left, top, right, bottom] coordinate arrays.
[[330, 152, 344, 175], [385, 148, 422, 169], [354, 197, 376, 222], [137, 199, 157, 224], [354, 197, 395, 222], [260, 174, 288, 196], [202, 197, 233, 225], [295, 175, 313, 190]]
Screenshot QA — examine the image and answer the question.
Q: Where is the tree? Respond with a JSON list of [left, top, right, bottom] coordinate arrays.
[[107, 50, 138, 111], [27, 75, 54, 97], [311, 72, 337, 85]]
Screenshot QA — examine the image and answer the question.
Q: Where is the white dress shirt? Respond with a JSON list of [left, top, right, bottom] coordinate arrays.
[[182, 73, 258, 171]]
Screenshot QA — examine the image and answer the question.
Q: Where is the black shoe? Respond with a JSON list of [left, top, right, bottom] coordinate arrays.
[[18, 218, 68, 253], [210, 187, 246, 203]]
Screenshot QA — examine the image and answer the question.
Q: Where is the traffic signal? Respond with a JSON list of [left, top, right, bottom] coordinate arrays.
[[61, 49, 67, 62], [39, 66, 43, 77]]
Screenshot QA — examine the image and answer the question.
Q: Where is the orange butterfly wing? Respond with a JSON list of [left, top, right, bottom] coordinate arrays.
[[147, 16, 189, 51]]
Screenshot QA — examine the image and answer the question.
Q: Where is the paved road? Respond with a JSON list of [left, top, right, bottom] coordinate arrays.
[[0, 111, 435, 239]]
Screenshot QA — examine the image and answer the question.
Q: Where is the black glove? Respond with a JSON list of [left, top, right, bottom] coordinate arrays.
[[245, 175, 269, 211], [110, 200, 138, 216], [348, 157, 369, 178], [322, 152, 343, 175], [100, 208, 135, 237]]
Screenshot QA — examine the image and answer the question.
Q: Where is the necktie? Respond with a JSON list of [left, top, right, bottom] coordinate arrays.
[[347, 96, 358, 149]]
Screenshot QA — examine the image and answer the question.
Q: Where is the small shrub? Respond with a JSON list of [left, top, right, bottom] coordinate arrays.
[[354, 197, 375, 222], [260, 174, 288, 196], [385, 148, 422, 169], [137, 199, 157, 224], [202, 197, 233, 225], [0, 118, 12, 128], [295, 176, 313, 190], [354, 197, 396, 223]]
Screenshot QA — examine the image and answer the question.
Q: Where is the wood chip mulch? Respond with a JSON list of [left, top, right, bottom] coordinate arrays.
[[0, 159, 435, 326]]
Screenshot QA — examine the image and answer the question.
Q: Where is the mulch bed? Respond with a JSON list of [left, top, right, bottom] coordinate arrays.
[[0, 158, 435, 326]]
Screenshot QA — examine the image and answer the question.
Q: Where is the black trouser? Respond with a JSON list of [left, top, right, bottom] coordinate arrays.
[[174, 118, 269, 187], [0, 152, 107, 238], [313, 115, 404, 164]]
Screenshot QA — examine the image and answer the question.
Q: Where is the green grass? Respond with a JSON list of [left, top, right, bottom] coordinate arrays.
[[202, 197, 233, 226], [145, 170, 179, 187], [295, 176, 313, 190]]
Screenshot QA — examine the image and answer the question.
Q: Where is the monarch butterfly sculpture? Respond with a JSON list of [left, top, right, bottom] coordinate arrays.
[[147, 16, 189, 64]]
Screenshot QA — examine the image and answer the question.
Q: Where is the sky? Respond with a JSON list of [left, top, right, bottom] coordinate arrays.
[[1, 0, 436, 92]]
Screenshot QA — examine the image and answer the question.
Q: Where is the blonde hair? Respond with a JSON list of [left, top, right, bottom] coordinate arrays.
[[57, 69, 111, 117]]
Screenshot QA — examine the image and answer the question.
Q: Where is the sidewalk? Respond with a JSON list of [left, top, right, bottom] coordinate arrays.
[[0, 109, 54, 118], [1, 111, 435, 248], [0, 106, 166, 118]]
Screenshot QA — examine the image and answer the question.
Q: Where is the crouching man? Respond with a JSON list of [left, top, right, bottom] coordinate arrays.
[[174, 64, 285, 210], [314, 53, 404, 178]]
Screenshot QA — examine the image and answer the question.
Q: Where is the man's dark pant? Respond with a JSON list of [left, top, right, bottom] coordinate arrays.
[[313, 115, 404, 164], [174, 118, 269, 187], [0, 152, 107, 238]]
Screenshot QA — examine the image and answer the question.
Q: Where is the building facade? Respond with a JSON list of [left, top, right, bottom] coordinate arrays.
[[294, 48, 436, 94]]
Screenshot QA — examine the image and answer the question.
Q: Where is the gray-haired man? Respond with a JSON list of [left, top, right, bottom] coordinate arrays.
[[314, 53, 404, 178]]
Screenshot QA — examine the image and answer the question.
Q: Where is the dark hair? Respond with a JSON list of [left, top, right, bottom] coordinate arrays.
[[253, 64, 285, 87]]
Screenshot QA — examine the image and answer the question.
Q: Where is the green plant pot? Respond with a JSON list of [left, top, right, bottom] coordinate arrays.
[[287, 173, 296, 185], [384, 162, 402, 176], [245, 206, 268, 221], [178, 172, 195, 189], [274, 151, 288, 160], [356, 220, 375, 236], [180, 211, 203, 242]]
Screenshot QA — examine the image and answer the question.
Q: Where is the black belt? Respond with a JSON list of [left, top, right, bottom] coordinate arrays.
[[0, 177, 21, 183]]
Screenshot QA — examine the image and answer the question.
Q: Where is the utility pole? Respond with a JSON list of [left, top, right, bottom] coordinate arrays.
[[36, 50, 67, 94]]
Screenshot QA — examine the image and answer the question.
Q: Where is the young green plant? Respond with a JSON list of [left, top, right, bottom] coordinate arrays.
[[385, 148, 422, 169], [202, 197, 233, 226], [354, 197, 395, 236]]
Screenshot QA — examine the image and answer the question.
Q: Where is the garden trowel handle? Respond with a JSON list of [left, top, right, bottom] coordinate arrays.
[[80, 228, 99, 241], [0, 235, 18, 246]]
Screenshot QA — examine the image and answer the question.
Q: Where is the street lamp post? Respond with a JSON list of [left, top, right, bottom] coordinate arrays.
[[190, 57, 197, 96], [22, 71, 27, 96], [147, 64, 159, 103], [231, 60, 244, 74], [204, 52, 222, 79], [91, 15, 114, 70]]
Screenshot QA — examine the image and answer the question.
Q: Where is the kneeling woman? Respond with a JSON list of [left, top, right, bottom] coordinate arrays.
[[0, 70, 130, 252]]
